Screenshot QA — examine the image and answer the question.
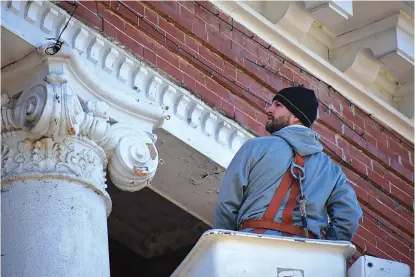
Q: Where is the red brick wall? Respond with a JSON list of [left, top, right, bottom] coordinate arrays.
[[58, 1, 414, 270]]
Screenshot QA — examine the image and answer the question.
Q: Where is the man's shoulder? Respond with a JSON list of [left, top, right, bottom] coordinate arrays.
[[249, 135, 286, 143], [312, 151, 345, 178], [244, 136, 287, 148]]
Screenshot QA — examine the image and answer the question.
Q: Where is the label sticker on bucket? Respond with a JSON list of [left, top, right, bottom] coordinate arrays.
[[277, 268, 304, 277]]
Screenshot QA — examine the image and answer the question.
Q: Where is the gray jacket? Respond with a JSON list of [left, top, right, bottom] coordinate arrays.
[[213, 125, 362, 241]]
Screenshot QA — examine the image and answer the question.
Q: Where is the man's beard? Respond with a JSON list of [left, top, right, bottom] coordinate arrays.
[[265, 114, 291, 134]]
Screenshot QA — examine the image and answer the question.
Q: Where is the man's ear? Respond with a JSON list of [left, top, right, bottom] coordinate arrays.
[[291, 115, 303, 125]]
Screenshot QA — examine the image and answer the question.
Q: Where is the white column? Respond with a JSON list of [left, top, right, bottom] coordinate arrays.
[[1, 45, 159, 277]]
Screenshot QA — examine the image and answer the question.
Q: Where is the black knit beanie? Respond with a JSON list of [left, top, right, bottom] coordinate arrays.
[[272, 87, 318, 128]]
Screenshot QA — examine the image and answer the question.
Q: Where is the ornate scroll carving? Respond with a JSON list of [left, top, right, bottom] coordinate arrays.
[[1, 44, 160, 193]]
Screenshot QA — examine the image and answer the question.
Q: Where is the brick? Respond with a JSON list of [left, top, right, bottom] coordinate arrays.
[[366, 142, 389, 165], [234, 21, 255, 39], [205, 77, 231, 101], [357, 226, 377, 246], [321, 138, 343, 158], [195, 82, 222, 108], [385, 171, 413, 196], [390, 184, 414, 207], [362, 206, 413, 242], [317, 108, 343, 134], [143, 48, 156, 66], [192, 16, 208, 42], [221, 100, 235, 118], [313, 122, 336, 145], [224, 61, 237, 80], [342, 106, 365, 130], [242, 89, 267, 110], [195, 2, 220, 30], [355, 178, 380, 200], [175, 4, 193, 31], [377, 240, 411, 262], [153, 43, 179, 68], [336, 136, 348, 154], [293, 73, 308, 88], [117, 31, 144, 57], [98, 5, 125, 30], [279, 66, 294, 81], [164, 0, 180, 13], [116, 2, 139, 25], [371, 160, 385, 176], [388, 137, 410, 159], [242, 60, 270, 86], [342, 124, 367, 149], [365, 120, 387, 143], [98, 1, 112, 8], [255, 110, 267, 124], [258, 46, 270, 65], [351, 158, 368, 176], [361, 215, 389, 242], [236, 71, 262, 97], [377, 140, 396, 161], [179, 1, 195, 13], [227, 42, 243, 64], [366, 194, 413, 235], [244, 35, 259, 56], [80, 1, 98, 13], [258, 86, 274, 103], [124, 23, 153, 50], [102, 20, 118, 40], [390, 158, 414, 183], [347, 144, 371, 166], [269, 74, 286, 92], [179, 60, 205, 85], [230, 94, 257, 116], [159, 17, 185, 44], [198, 46, 224, 71], [218, 20, 232, 39], [367, 169, 389, 192], [400, 206, 414, 223], [75, 4, 103, 30], [207, 24, 232, 52], [180, 70, 195, 89], [184, 35, 199, 53], [363, 133, 377, 147], [146, 1, 177, 16], [230, 31, 246, 49], [235, 109, 261, 135], [144, 6, 158, 26], [401, 157, 413, 172], [138, 17, 166, 46], [156, 56, 183, 82]]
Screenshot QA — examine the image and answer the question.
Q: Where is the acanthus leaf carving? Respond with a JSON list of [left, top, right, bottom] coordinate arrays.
[[2, 136, 107, 188]]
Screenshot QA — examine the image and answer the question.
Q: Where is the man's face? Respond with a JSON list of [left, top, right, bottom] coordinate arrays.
[[265, 100, 295, 134]]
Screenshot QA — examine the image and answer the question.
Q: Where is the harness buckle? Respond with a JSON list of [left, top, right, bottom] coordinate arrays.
[[290, 162, 305, 181]]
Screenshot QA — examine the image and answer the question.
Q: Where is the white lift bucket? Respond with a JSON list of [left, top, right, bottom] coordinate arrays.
[[172, 229, 356, 277]]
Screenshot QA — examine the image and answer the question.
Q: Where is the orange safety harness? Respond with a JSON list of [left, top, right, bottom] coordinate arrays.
[[240, 153, 316, 239]]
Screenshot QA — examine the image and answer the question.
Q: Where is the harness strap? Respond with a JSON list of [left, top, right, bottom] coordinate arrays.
[[242, 153, 312, 238], [241, 220, 316, 239]]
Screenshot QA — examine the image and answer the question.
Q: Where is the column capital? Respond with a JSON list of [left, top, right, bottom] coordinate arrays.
[[1, 44, 160, 205]]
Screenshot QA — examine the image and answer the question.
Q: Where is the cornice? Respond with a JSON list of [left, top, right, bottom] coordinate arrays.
[[1, 1, 254, 168]]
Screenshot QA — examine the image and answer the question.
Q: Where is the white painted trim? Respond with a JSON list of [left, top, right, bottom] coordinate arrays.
[[212, 1, 414, 143], [1, 1, 254, 169], [149, 186, 213, 227]]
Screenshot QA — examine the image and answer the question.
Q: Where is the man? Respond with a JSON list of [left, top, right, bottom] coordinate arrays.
[[213, 86, 362, 241]]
